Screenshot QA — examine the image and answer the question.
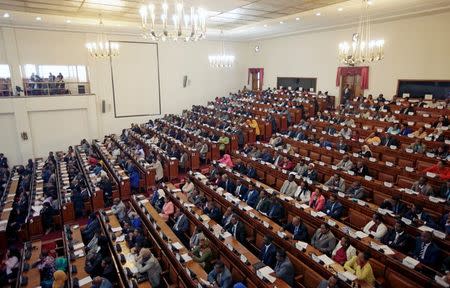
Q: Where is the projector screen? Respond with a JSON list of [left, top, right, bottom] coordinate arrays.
[[110, 41, 161, 117]]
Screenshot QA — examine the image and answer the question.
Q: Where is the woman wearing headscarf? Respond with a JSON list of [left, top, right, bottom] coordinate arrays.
[[52, 270, 67, 288], [218, 154, 234, 168], [190, 238, 215, 272], [136, 248, 162, 287], [360, 145, 372, 159]]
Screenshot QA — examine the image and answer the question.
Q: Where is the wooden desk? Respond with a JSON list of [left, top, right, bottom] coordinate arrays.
[[20, 240, 42, 288], [0, 168, 19, 249], [28, 158, 44, 239], [63, 224, 91, 287]]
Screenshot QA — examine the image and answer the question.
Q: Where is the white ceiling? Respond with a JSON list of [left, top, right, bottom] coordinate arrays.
[[0, 0, 449, 41]]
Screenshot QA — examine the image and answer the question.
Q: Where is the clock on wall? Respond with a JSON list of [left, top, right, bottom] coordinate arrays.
[[254, 45, 260, 52]]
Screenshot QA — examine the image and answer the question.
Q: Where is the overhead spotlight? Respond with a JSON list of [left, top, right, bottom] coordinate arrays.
[[368, 0, 373, 5], [338, 8, 343, 11], [66, 19, 71, 23], [279, 21, 284, 24], [263, 24, 268, 27], [295, 17, 300, 21], [3, 13, 10, 18], [316, 12, 321, 16], [36, 16, 42, 21]]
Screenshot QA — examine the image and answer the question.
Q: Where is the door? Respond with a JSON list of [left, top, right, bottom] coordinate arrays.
[[340, 75, 362, 105], [249, 68, 263, 91]]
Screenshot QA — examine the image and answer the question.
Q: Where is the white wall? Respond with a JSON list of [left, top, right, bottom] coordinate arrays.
[[0, 27, 248, 165], [247, 11, 450, 98]]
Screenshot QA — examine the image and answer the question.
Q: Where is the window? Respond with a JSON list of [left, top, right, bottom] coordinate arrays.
[[22, 64, 89, 82], [0, 64, 11, 78]]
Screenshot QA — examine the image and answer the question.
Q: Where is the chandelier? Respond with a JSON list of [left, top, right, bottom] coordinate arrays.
[[209, 32, 235, 68], [338, 0, 384, 66], [85, 16, 119, 58], [139, 1, 206, 41]]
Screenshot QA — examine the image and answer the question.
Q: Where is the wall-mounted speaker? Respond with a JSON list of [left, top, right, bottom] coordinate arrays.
[[183, 75, 188, 88], [102, 100, 106, 113]]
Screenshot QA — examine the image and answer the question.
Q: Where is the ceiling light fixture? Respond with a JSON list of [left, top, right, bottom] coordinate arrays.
[[279, 21, 284, 24], [316, 12, 321, 16], [338, 8, 343, 11], [338, 0, 384, 66], [3, 13, 10, 18], [140, 1, 206, 42], [295, 17, 300, 21], [263, 24, 267, 27], [208, 30, 235, 68], [85, 14, 119, 59], [66, 19, 71, 23], [36, 16, 42, 21]]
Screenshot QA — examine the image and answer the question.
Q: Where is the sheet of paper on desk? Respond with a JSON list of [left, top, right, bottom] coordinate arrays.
[[73, 243, 85, 250], [111, 226, 123, 233], [116, 235, 125, 242], [296, 241, 308, 250], [402, 256, 419, 269], [355, 231, 369, 239], [78, 276, 93, 286], [341, 271, 357, 281], [318, 254, 335, 266], [222, 231, 232, 238], [172, 242, 183, 250], [139, 199, 149, 204], [74, 249, 85, 258], [181, 253, 192, 262], [258, 266, 275, 275], [380, 245, 395, 255], [200, 214, 210, 221], [418, 225, 434, 232], [32, 205, 43, 213]]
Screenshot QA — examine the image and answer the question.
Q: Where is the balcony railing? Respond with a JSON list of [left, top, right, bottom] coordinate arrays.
[[22, 79, 91, 96], [0, 79, 12, 96]]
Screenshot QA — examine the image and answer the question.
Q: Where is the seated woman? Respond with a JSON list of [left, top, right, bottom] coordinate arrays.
[[190, 238, 215, 272], [309, 188, 325, 211], [0, 248, 20, 286], [135, 248, 162, 287], [411, 126, 428, 139], [365, 132, 381, 145], [409, 139, 426, 154], [218, 154, 234, 168], [159, 197, 175, 221], [344, 251, 375, 287], [387, 123, 401, 135]]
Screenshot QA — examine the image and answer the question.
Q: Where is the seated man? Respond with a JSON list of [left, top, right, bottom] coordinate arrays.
[[311, 223, 337, 254], [412, 231, 440, 267], [303, 163, 318, 182], [204, 201, 222, 223], [324, 194, 344, 219], [345, 181, 366, 199], [234, 180, 248, 199], [336, 137, 349, 152], [207, 261, 232, 288], [404, 204, 437, 229], [317, 276, 338, 288], [381, 134, 399, 147], [381, 220, 410, 253], [411, 176, 434, 196], [336, 155, 353, 171], [267, 197, 285, 222], [191, 238, 215, 273], [293, 159, 308, 176], [282, 216, 308, 242], [274, 249, 295, 287], [172, 211, 189, 246], [111, 198, 126, 221], [380, 195, 406, 216], [324, 174, 345, 193], [227, 214, 246, 244], [319, 137, 332, 148], [255, 190, 271, 214], [352, 160, 369, 177], [259, 236, 277, 268], [244, 185, 260, 208], [280, 173, 298, 197]]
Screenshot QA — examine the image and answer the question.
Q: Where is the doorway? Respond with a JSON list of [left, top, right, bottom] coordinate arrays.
[[248, 68, 264, 91], [340, 74, 362, 105]]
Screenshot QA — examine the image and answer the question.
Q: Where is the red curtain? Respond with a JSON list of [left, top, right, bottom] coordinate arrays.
[[248, 68, 264, 89], [336, 66, 369, 89]]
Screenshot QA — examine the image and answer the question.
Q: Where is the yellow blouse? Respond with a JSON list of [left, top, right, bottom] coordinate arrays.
[[247, 119, 260, 136], [344, 256, 375, 286]]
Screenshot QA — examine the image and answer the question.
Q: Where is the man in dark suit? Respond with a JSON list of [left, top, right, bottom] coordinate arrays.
[[380, 195, 406, 216], [204, 201, 222, 223], [172, 211, 189, 246], [381, 134, 399, 148], [259, 236, 277, 268], [245, 185, 260, 208], [227, 214, 247, 245], [336, 137, 349, 152], [255, 190, 271, 214], [381, 220, 410, 253], [404, 204, 437, 229], [247, 165, 257, 179], [207, 261, 232, 288], [324, 194, 344, 220], [260, 149, 274, 163], [274, 249, 295, 286], [283, 216, 308, 242], [352, 160, 369, 177], [412, 231, 440, 267], [220, 175, 235, 193], [234, 180, 248, 199], [235, 161, 247, 174], [268, 197, 284, 223]]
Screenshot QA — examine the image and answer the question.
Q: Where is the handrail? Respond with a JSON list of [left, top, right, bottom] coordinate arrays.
[[22, 80, 91, 96]]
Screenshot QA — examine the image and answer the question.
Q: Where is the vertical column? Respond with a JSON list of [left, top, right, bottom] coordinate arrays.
[[1, 28, 24, 93]]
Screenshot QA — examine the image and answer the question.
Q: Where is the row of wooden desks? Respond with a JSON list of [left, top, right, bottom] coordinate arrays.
[[158, 118, 221, 161], [161, 183, 290, 288], [230, 153, 444, 287], [0, 168, 19, 249], [189, 173, 356, 288], [110, 135, 156, 192], [27, 158, 45, 239], [127, 130, 179, 181], [92, 141, 131, 199]]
